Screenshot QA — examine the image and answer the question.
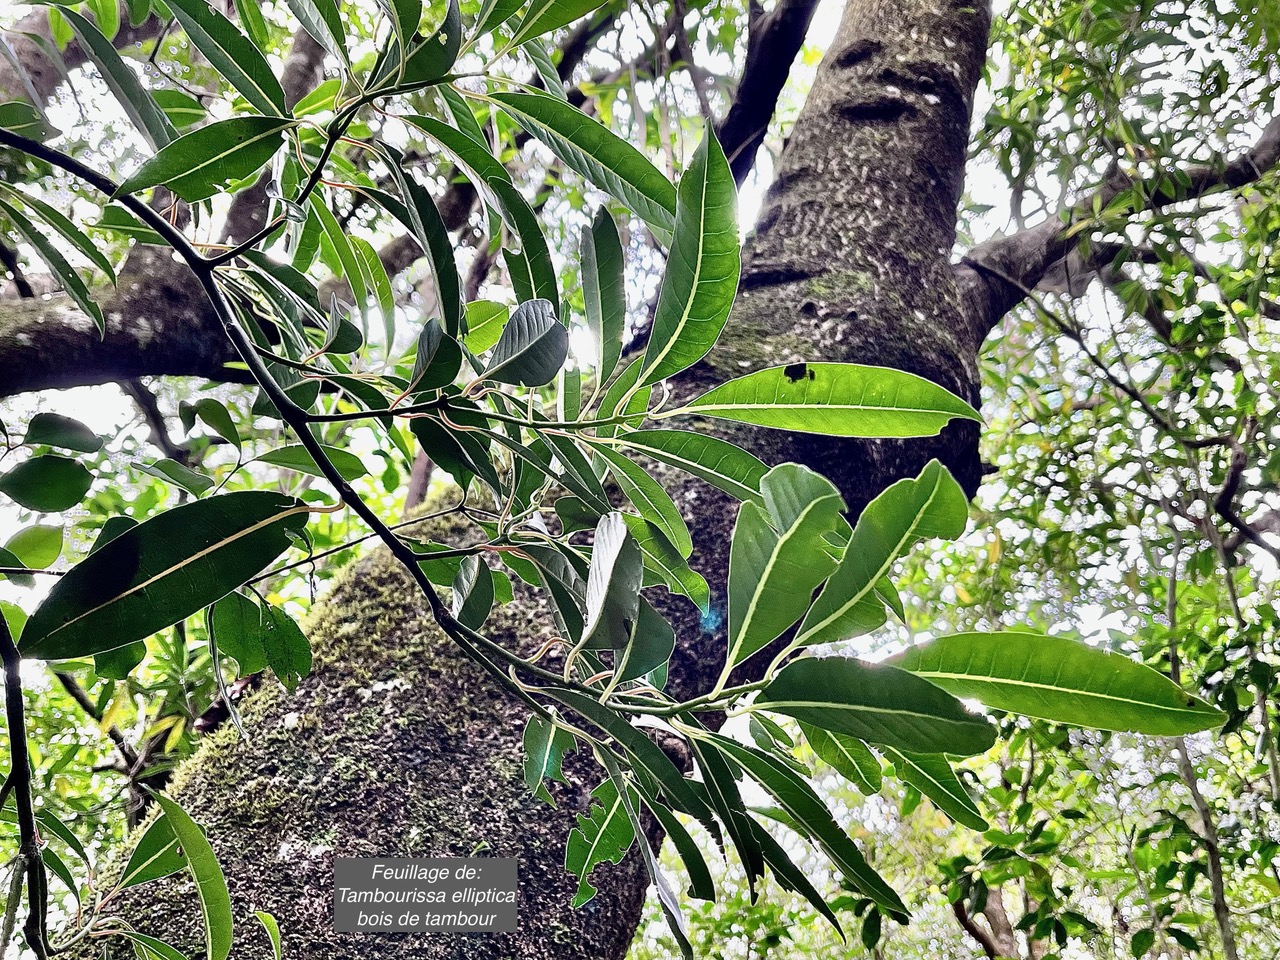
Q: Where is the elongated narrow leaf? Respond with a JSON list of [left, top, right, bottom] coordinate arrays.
[[632, 777, 715, 901], [621, 515, 709, 612], [0, 182, 114, 283], [801, 723, 881, 795], [758, 656, 996, 757], [639, 129, 739, 385], [613, 597, 675, 684], [882, 748, 987, 831], [493, 92, 676, 239], [593, 444, 692, 558], [581, 512, 643, 654], [283, 0, 348, 64], [566, 778, 635, 907], [746, 817, 843, 935], [795, 460, 968, 648], [256, 443, 367, 481], [894, 631, 1225, 735], [399, 0, 460, 86], [508, 0, 611, 48], [616, 429, 767, 502], [674, 363, 981, 437], [704, 732, 908, 919], [685, 724, 765, 897], [487, 176, 558, 305], [0, 197, 103, 333], [472, 0, 523, 39], [57, 7, 176, 150], [20, 492, 308, 660], [115, 117, 294, 203], [165, 0, 287, 116], [523, 714, 575, 806], [108, 930, 191, 960], [582, 207, 626, 381], [152, 793, 233, 960], [483, 299, 568, 386], [724, 464, 844, 673], [119, 812, 187, 889], [404, 114, 510, 210], [254, 912, 282, 960], [309, 191, 369, 325], [523, 40, 567, 100]]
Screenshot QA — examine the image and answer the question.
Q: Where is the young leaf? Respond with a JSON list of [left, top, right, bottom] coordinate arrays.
[[639, 129, 739, 386], [616, 429, 767, 502], [254, 912, 283, 960], [893, 631, 1226, 735], [581, 512, 643, 655], [723, 464, 844, 673], [582, 207, 626, 382], [0, 454, 93, 512], [565, 778, 635, 908], [794, 459, 968, 648], [492, 92, 677, 240], [756, 656, 997, 757], [673, 362, 982, 437], [522, 714, 575, 806], [463, 300, 509, 353], [151, 792, 233, 960], [114, 117, 295, 203], [482, 299, 568, 386], [165, 0, 288, 116], [881, 748, 988, 831], [20, 492, 309, 660]]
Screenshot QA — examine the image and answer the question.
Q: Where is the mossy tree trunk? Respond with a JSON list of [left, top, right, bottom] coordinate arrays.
[[72, 0, 994, 956]]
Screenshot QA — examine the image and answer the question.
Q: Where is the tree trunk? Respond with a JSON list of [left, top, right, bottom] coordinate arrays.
[[69, 0, 993, 956]]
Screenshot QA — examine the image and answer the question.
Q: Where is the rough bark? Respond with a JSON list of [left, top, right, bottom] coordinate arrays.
[[62, 0, 994, 956]]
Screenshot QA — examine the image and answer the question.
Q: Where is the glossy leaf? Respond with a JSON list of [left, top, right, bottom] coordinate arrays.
[[0, 183, 116, 282], [674, 362, 982, 437], [451, 554, 495, 630], [582, 207, 626, 382], [639, 129, 739, 385], [613, 597, 675, 684], [581, 512, 643, 654], [508, 0, 612, 49], [894, 631, 1226, 735], [621, 515, 709, 613], [23, 413, 101, 453], [757, 656, 997, 757], [283, 0, 348, 64], [151, 792, 233, 960], [882, 748, 988, 831], [616, 429, 767, 502], [165, 0, 287, 116], [119, 812, 189, 889], [20, 492, 308, 660], [522, 714, 575, 806], [593, 444, 692, 558], [801, 722, 882, 795]]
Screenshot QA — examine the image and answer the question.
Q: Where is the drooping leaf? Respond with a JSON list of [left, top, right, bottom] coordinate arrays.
[[23, 413, 101, 453], [493, 92, 676, 239], [165, 0, 288, 116], [507, 0, 612, 49], [632, 776, 715, 901], [616, 429, 767, 502], [137, 458, 214, 496], [581, 512, 643, 655], [613, 597, 675, 684], [108, 930, 191, 960], [794, 459, 968, 648], [673, 363, 982, 437], [894, 631, 1226, 735], [684, 723, 766, 897], [881, 748, 988, 831], [801, 722, 882, 795], [114, 117, 295, 203], [256, 443, 368, 482], [260, 605, 313, 692], [20, 492, 308, 660], [582, 207, 626, 382], [747, 815, 844, 936], [451, 554, 495, 630], [0, 183, 116, 282], [150, 793, 233, 960], [621, 515, 709, 612], [522, 714, 575, 806], [487, 176, 558, 305], [723, 464, 844, 673], [210, 591, 267, 675], [0, 196, 104, 333], [565, 778, 635, 908], [482, 299, 568, 386], [0, 455, 93, 512], [592, 444, 692, 558], [639, 129, 739, 385], [756, 656, 997, 757], [406, 317, 463, 392], [308, 192, 369, 325]]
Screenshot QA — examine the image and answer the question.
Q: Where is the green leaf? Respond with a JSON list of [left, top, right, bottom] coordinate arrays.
[[522, 40, 567, 100], [593, 444, 692, 557], [283, 0, 348, 64], [152, 89, 205, 129], [616, 429, 767, 502], [639, 129, 739, 385], [582, 207, 626, 382], [482, 299, 568, 386], [404, 114, 511, 208], [463, 300, 509, 353], [614, 597, 675, 684], [756, 656, 997, 757], [110, 929, 191, 960], [257, 443, 368, 482], [674, 363, 982, 437], [23, 413, 101, 453], [1131, 928, 1156, 957], [632, 777, 715, 901], [451, 554, 494, 630], [581, 512, 643, 654], [210, 592, 267, 675], [794, 459, 968, 647], [260, 605, 312, 692], [801, 722, 882, 795], [0, 455, 92, 512], [882, 748, 988, 831], [91, 205, 166, 245], [487, 176, 558, 305], [0, 183, 116, 282], [522, 714, 575, 806], [746, 815, 843, 935], [724, 464, 844, 673], [0, 196, 104, 333], [164, 0, 288, 116], [703, 732, 908, 919], [20, 492, 308, 660], [0, 101, 57, 141], [87, 0, 120, 38], [115, 117, 295, 203], [151, 792, 233, 960], [472, 0, 523, 40], [620, 515, 709, 612], [310, 192, 370, 326], [233, 0, 271, 47], [493, 92, 676, 240], [507, 0, 611, 49], [184, 398, 241, 451], [398, 0, 460, 86], [684, 725, 765, 896], [137, 458, 214, 496], [56, 6, 176, 150], [95, 640, 145, 679], [254, 912, 282, 960], [565, 778, 635, 907], [407, 318, 463, 392], [119, 811, 188, 889], [387, 0, 424, 40], [894, 631, 1227, 735], [6, 525, 63, 570]]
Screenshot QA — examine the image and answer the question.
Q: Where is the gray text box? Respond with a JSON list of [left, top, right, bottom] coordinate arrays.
[[334, 858, 518, 932]]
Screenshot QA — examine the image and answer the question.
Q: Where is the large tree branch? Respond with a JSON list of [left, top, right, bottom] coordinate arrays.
[[957, 113, 1280, 335]]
